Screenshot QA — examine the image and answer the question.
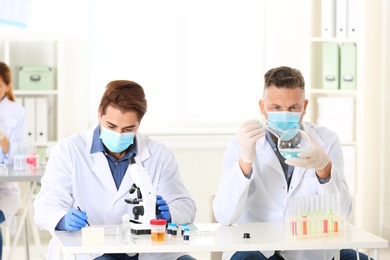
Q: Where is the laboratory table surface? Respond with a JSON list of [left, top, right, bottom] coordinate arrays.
[[53, 222, 389, 258], [0, 165, 45, 260], [0, 166, 45, 182]]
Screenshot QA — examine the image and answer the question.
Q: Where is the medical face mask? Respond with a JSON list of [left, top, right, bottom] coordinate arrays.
[[267, 111, 301, 131], [99, 126, 135, 153]]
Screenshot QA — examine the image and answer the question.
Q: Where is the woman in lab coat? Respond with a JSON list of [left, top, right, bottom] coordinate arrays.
[[34, 80, 197, 260], [0, 62, 23, 258], [213, 66, 368, 260]]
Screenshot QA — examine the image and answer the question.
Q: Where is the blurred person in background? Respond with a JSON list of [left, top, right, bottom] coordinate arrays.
[[0, 62, 24, 259]]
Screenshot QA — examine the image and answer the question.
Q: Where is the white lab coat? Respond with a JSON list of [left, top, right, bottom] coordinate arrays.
[[213, 122, 352, 260], [0, 97, 24, 233], [34, 125, 197, 260], [0, 182, 20, 234], [0, 97, 26, 164]]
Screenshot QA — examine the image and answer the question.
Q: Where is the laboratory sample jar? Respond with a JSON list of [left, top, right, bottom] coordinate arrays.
[[0, 164, 8, 176], [26, 153, 38, 168], [150, 219, 167, 242], [14, 155, 27, 170], [121, 214, 131, 244]]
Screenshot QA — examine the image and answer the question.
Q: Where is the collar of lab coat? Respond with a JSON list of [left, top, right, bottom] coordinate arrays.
[[85, 124, 152, 199]]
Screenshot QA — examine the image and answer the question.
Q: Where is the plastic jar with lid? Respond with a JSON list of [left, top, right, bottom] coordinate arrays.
[[181, 223, 187, 235], [121, 214, 131, 244], [150, 219, 167, 242]]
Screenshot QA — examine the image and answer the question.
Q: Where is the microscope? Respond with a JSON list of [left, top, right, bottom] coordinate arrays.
[[124, 157, 157, 234]]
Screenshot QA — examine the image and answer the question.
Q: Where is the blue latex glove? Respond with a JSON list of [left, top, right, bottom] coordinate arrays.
[[156, 195, 171, 221], [64, 208, 89, 231]]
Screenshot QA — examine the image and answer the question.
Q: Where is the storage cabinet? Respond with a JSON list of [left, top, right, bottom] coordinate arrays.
[[305, 0, 387, 235], [301, 0, 390, 234], [0, 38, 60, 164], [305, 42, 357, 145], [303, 0, 359, 213]]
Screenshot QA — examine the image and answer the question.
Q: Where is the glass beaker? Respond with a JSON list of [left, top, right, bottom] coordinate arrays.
[[0, 163, 8, 176], [263, 119, 311, 160], [12, 142, 28, 170]]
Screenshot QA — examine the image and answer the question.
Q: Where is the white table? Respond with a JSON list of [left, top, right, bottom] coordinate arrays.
[[0, 166, 45, 260], [53, 222, 389, 260]]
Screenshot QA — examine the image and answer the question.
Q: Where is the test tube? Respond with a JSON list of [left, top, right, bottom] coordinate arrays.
[[291, 217, 297, 236], [302, 215, 308, 235]]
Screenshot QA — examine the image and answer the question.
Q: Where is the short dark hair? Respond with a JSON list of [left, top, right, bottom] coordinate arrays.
[[98, 80, 147, 121], [0, 62, 16, 101], [264, 66, 305, 92]]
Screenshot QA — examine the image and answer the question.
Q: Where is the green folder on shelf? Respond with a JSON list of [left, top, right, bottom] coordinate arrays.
[[340, 43, 357, 90], [322, 42, 340, 89]]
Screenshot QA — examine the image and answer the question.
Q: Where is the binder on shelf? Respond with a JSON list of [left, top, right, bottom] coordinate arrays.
[[340, 43, 357, 90], [35, 97, 48, 142], [321, 0, 336, 38], [336, 0, 348, 38], [322, 42, 340, 89], [347, 0, 358, 38], [24, 97, 36, 143]]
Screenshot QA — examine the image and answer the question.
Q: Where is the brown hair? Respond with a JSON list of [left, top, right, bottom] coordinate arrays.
[[98, 80, 147, 121], [0, 62, 15, 101], [264, 66, 305, 92]]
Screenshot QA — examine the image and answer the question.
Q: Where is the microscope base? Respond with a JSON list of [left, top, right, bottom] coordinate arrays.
[[130, 221, 151, 235], [131, 228, 151, 235]]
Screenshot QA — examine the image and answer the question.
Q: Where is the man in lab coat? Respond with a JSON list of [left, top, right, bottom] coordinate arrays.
[[34, 80, 197, 260], [213, 66, 370, 260]]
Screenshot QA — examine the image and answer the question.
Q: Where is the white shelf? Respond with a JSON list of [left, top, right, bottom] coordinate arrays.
[[0, 38, 60, 150], [305, 1, 358, 197], [311, 37, 357, 44], [303, 0, 385, 236], [309, 89, 357, 95], [14, 90, 58, 96]]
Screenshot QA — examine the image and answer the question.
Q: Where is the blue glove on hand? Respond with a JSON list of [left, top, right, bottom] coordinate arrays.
[[64, 208, 89, 231], [156, 195, 171, 221]]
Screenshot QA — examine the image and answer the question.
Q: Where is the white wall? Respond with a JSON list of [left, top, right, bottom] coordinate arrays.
[[87, 0, 268, 131], [353, 0, 383, 235], [379, 0, 390, 241]]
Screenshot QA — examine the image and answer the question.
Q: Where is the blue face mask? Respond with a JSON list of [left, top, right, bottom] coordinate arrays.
[[267, 111, 301, 131], [99, 126, 135, 153]]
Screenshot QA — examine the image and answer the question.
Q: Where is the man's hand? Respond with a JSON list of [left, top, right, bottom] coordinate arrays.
[[64, 208, 89, 231], [285, 136, 330, 172], [156, 195, 171, 221], [237, 120, 265, 163]]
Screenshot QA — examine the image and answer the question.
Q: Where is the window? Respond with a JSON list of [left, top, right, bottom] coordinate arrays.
[[89, 0, 266, 134]]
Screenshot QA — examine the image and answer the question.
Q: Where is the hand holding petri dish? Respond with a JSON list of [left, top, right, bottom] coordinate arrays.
[[263, 120, 311, 160]]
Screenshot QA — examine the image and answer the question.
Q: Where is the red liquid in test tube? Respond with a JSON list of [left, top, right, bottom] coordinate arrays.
[[292, 220, 297, 236], [323, 219, 328, 233], [302, 216, 307, 235]]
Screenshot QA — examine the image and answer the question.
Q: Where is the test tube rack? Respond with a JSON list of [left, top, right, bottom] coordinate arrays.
[[284, 194, 346, 238]]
